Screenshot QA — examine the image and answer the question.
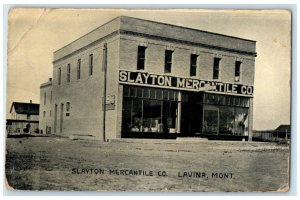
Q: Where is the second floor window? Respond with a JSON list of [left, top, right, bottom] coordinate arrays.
[[77, 59, 81, 80], [164, 50, 173, 73], [213, 58, 221, 80], [66, 102, 70, 112], [58, 67, 61, 85], [67, 64, 70, 82], [44, 92, 46, 105], [89, 54, 93, 76], [235, 61, 242, 82], [137, 46, 146, 70], [190, 54, 198, 76]]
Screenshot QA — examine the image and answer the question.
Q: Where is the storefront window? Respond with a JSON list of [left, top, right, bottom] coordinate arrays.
[[142, 100, 162, 132], [219, 106, 235, 135], [234, 107, 249, 136], [131, 98, 143, 131], [202, 94, 250, 136], [162, 101, 177, 133], [203, 105, 218, 134], [122, 86, 179, 134], [122, 97, 132, 131]]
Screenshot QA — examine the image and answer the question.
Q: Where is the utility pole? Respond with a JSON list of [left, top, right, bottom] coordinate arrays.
[[102, 43, 107, 142]]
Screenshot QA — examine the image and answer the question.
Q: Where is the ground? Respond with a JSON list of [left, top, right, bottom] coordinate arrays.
[[5, 136, 289, 192]]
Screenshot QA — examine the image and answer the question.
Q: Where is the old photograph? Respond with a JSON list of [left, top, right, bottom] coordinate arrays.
[[5, 8, 291, 192]]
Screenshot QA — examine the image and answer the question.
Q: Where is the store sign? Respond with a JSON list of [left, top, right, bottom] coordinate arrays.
[[119, 70, 254, 96], [103, 95, 115, 111]]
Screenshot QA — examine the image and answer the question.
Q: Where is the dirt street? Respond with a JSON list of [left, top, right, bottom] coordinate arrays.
[[5, 137, 289, 192]]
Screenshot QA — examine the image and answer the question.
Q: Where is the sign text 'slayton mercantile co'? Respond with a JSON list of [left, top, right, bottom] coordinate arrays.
[[39, 16, 256, 141]]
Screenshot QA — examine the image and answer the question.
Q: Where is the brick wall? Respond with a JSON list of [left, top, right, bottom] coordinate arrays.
[[119, 35, 255, 86]]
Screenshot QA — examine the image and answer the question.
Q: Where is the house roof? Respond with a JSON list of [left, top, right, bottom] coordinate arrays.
[[10, 102, 40, 115], [274, 125, 291, 133]]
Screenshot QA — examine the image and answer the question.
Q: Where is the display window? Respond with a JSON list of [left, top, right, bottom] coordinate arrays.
[[202, 94, 250, 136], [234, 107, 249, 136], [122, 86, 179, 134], [203, 105, 219, 134]]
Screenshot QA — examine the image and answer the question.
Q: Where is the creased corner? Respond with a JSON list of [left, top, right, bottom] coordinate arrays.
[[276, 184, 289, 192]]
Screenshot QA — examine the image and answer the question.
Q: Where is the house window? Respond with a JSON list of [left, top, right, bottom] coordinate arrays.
[[137, 46, 147, 70], [213, 58, 221, 79], [43, 111, 46, 117], [27, 114, 30, 120], [89, 54, 93, 76], [235, 61, 242, 82], [77, 59, 81, 79], [58, 67, 61, 85], [66, 102, 70, 112], [67, 64, 71, 82], [50, 110, 52, 117], [164, 50, 173, 73], [44, 92, 46, 105], [190, 54, 198, 76]]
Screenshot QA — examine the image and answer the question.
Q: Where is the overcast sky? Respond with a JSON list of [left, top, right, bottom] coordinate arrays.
[[6, 8, 291, 130]]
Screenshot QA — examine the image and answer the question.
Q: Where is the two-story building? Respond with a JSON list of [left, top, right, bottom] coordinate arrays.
[[7, 101, 39, 133], [41, 16, 256, 141]]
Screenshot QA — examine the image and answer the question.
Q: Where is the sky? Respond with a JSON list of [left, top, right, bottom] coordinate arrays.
[[6, 8, 291, 130]]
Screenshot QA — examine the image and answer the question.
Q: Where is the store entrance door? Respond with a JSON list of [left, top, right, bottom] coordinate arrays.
[[181, 93, 203, 137]]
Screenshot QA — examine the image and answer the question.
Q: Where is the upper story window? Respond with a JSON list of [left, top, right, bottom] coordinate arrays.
[[50, 90, 52, 104], [213, 58, 221, 80], [43, 111, 46, 117], [164, 50, 173, 73], [89, 54, 93, 76], [137, 46, 147, 70], [190, 54, 198, 76], [67, 64, 71, 82], [66, 102, 70, 112], [27, 114, 30, 120], [77, 59, 81, 80], [235, 61, 242, 82], [58, 67, 61, 85], [44, 92, 46, 105]]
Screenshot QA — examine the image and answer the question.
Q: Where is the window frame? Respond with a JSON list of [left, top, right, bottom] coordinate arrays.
[[58, 67, 61, 85], [190, 54, 198, 77], [137, 46, 147, 70], [89, 54, 93, 76], [235, 61, 242, 82], [67, 63, 71, 82], [164, 50, 173, 73], [77, 59, 81, 80], [44, 92, 46, 105], [213, 57, 221, 80]]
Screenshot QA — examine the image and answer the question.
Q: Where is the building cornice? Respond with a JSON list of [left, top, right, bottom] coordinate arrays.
[[53, 27, 257, 65], [53, 30, 120, 64], [120, 29, 257, 57]]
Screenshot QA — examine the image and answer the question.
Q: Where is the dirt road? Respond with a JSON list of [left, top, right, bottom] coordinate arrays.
[[5, 137, 289, 192]]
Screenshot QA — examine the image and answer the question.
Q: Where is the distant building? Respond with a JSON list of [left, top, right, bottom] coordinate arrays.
[[39, 78, 53, 134], [253, 125, 290, 141], [252, 130, 274, 141], [40, 16, 256, 141], [274, 125, 290, 139], [7, 101, 39, 133]]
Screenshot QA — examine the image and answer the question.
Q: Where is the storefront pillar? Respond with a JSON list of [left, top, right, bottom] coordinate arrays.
[[176, 91, 182, 133], [248, 98, 254, 141]]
